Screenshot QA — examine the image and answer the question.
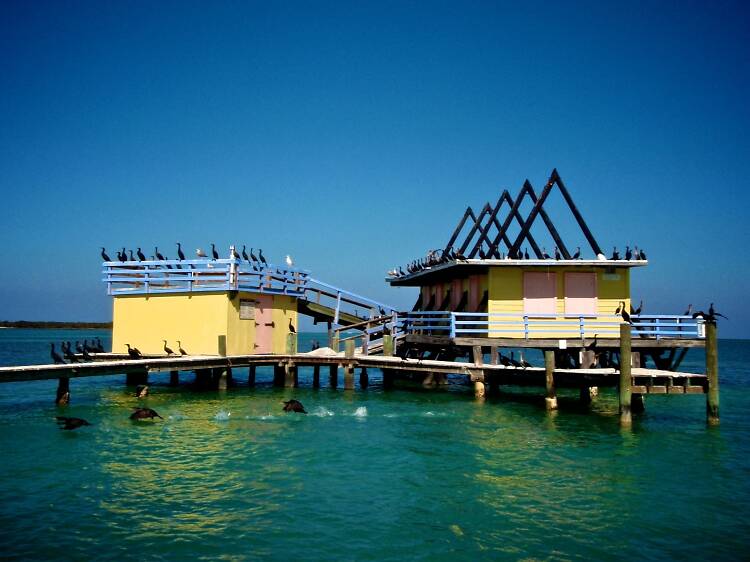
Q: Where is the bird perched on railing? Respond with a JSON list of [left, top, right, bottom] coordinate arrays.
[[50, 343, 65, 364], [136, 248, 146, 262], [289, 318, 296, 334], [610, 247, 620, 260], [125, 343, 142, 359], [177, 340, 188, 355], [176, 242, 185, 261], [258, 249, 268, 266], [163, 340, 174, 356], [572, 247, 581, 259], [692, 303, 728, 323], [101, 248, 111, 262], [196, 248, 207, 258], [285, 255, 294, 268], [242, 245, 250, 261], [155, 247, 165, 260], [554, 246, 561, 260], [231, 246, 240, 260], [616, 301, 632, 324], [625, 246, 633, 260], [684, 304, 693, 316], [211, 243, 219, 260]]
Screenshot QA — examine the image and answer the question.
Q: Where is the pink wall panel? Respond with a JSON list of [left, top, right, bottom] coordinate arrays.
[[523, 272, 557, 315]]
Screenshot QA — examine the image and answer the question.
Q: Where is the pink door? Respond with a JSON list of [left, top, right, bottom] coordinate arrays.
[[523, 272, 557, 315], [255, 295, 274, 353], [564, 272, 597, 316]]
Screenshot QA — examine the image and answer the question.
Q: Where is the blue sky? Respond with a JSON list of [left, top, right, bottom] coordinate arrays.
[[0, 1, 748, 336]]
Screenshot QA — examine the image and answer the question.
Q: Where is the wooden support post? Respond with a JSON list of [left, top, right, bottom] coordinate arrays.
[[329, 364, 338, 388], [422, 372, 436, 388], [331, 334, 340, 353], [286, 333, 297, 355], [284, 362, 298, 388], [382, 368, 394, 389], [216, 367, 232, 390], [580, 350, 597, 369], [273, 364, 285, 387], [382, 335, 394, 357], [490, 347, 499, 365], [632, 393, 645, 413], [472, 345, 483, 365], [312, 365, 320, 388], [344, 362, 355, 390], [169, 370, 179, 386], [248, 365, 256, 387], [544, 350, 557, 410], [579, 386, 598, 404], [706, 322, 719, 425], [359, 367, 369, 389], [126, 370, 148, 386], [56, 377, 70, 405], [619, 323, 633, 426], [345, 339, 355, 358]]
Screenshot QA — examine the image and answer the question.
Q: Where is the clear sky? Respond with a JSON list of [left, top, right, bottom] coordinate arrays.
[[1, 1, 748, 336]]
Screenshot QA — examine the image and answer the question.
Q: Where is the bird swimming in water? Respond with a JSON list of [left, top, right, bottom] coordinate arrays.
[[129, 407, 163, 420], [288, 318, 296, 334], [196, 248, 207, 258], [176, 242, 185, 261], [211, 243, 219, 260], [56, 417, 91, 430], [163, 340, 174, 356], [282, 399, 307, 414], [135, 385, 149, 398], [285, 255, 294, 268], [155, 247, 165, 261], [610, 247, 620, 260], [177, 340, 187, 355], [258, 249, 267, 266], [101, 248, 111, 262], [572, 246, 581, 259], [125, 344, 142, 360], [50, 343, 65, 364], [136, 248, 146, 262]]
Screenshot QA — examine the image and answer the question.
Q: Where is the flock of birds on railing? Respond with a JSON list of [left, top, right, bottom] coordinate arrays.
[[49, 338, 105, 364], [100, 244, 295, 271], [388, 245, 648, 277]]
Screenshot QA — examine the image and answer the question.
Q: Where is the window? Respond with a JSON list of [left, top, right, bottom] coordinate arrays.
[[239, 299, 255, 320], [564, 272, 597, 316], [523, 272, 557, 315]]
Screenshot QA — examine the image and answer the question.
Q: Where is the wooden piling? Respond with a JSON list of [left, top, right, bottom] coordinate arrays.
[[169, 370, 179, 386], [56, 377, 70, 405], [382, 368, 394, 389], [544, 350, 557, 410], [216, 367, 231, 390], [382, 335, 393, 357], [331, 334, 340, 353], [312, 365, 320, 388], [126, 370, 148, 386], [329, 364, 338, 388], [248, 365, 256, 387], [619, 323, 632, 426], [273, 364, 285, 387], [359, 367, 369, 389], [284, 362, 298, 388], [344, 339, 355, 358], [706, 321, 719, 425], [286, 333, 297, 355]]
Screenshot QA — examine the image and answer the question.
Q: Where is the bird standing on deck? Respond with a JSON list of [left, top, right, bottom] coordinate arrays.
[[101, 248, 111, 262], [50, 343, 65, 364], [163, 340, 174, 356], [519, 350, 532, 368], [176, 242, 185, 261], [177, 340, 187, 355], [125, 343, 142, 359], [211, 243, 219, 260]]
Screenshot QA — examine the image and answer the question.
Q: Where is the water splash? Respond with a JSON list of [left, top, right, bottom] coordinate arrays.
[[353, 406, 368, 417], [312, 407, 335, 417], [214, 410, 231, 422]]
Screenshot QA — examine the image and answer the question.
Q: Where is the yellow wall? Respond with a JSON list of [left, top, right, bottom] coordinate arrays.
[[484, 266, 631, 339], [112, 291, 298, 356]]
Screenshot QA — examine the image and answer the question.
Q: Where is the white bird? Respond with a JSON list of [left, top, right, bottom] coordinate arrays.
[[196, 248, 208, 258], [285, 255, 294, 268]]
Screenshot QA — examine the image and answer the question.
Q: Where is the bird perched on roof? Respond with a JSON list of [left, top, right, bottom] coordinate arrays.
[[282, 399, 307, 414], [163, 340, 174, 356], [524, 248, 530, 260], [285, 255, 294, 268], [572, 246, 581, 259], [542, 247, 551, 259], [130, 407, 163, 420], [610, 247, 620, 260], [554, 246, 561, 260], [56, 417, 91, 430], [625, 246, 633, 260], [125, 343, 142, 359], [211, 243, 219, 260], [101, 248, 111, 262]]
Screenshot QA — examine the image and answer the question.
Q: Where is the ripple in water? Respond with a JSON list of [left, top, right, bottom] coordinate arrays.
[[352, 406, 367, 417], [214, 410, 231, 421]]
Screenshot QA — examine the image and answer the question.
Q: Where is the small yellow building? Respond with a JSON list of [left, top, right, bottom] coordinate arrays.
[[105, 256, 300, 355]]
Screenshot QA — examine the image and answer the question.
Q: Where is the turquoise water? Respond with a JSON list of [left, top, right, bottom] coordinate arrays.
[[0, 329, 748, 561]]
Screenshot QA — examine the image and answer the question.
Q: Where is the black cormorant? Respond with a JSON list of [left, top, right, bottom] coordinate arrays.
[[163, 340, 174, 355]]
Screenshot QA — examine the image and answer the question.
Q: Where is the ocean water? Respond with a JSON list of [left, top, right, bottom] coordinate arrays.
[[0, 328, 748, 561]]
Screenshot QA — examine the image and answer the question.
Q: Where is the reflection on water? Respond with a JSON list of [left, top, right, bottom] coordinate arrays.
[[0, 331, 748, 560]]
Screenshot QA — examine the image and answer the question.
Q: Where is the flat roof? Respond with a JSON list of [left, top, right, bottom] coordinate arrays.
[[387, 258, 648, 286]]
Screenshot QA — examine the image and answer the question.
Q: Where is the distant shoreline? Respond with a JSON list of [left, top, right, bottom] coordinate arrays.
[[0, 321, 112, 330]]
